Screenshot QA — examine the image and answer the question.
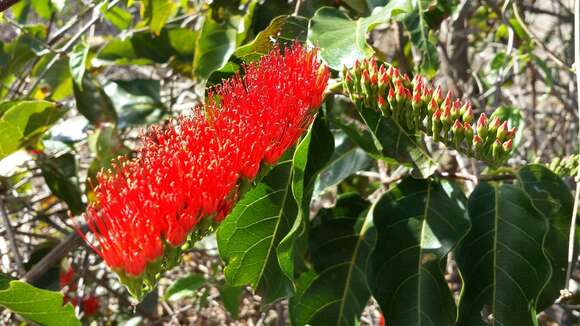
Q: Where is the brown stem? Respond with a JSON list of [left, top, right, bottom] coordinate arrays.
[[0, 0, 21, 13]]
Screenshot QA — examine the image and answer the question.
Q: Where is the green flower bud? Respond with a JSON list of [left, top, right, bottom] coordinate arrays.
[[432, 108, 442, 141], [497, 121, 509, 142], [464, 122, 474, 148], [476, 113, 488, 140], [461, 101, 474, 124]]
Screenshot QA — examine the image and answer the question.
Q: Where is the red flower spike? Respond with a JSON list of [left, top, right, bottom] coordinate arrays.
[[79, 44, 329, 277]]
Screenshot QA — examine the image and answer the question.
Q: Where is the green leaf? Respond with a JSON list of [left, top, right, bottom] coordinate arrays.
[[40, 153, 85, 215], [163, 274, 206, 301], [369, 177, 470, 326], [403, 0, 440, 77], [69, 40, 89, 87], [517, 164, 575, 310], [141, 0, 176, 35], [313, 130, 371, 196], [279, 115, 334, 280], [217, 157, 296, 303], [193, 11, 242, 81], [103, 79, 166, 127], [0, 101, 65, 159], [217, 118, 332, 304], [234, 15, 309, 61], [308, 2, 411, 70], [102, 5, 132, 30], [359, 107, 437, 178], [96, 27, 197, 73], [0, 274, 80, 326], [290, 193, 374, 326], [73, 75, 117, 125], [455, 182, 552, 326], [218, 285, 244, 319]]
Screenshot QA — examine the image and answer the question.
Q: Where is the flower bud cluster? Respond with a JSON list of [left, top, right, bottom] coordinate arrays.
[[547, 154, 579, 177], [342, 58, 516, 164]]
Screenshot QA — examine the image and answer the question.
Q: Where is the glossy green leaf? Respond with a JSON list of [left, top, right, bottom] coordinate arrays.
[[280, 116, 334, 280], [455, 182, 552, 326], [163, 274, 205, 301], [40, 153, 85, 215], [141, 0, 175, 35], [193, 12, 241, 81], [290, 193, 374, 326], [369, 177, 470, 326], [103, 79, 165, 127], [313, 130, 371, 196], [234, 15, 309, 61], [359, 107, 437, 178], [73, 75, 117, 125], [69, 41, 89, 87], [308, 2, 410, 70], [403, 0, 439, 77], [218, 118, 332, 304], [517, 164, 575, 310], [217, 157, 296, 303], [0, 274, 80, 326], [0, 101, 65, 159]]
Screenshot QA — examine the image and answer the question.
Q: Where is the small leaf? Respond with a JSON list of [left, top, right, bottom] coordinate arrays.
[[369, 177, 470, 326], [234, 15, 309, 61], [290, 193, 374, 326], [69, 41, 89, 87], [403, 0, 440, 76], [102, 5, 132, 30], [73, 75, 117, 125], [517, 164, 576, 310], [308, 3, 411, 70], [40, 153, 85, 215], [163, 274, 205, 301], [0, 101, 65, 159], [455, 182, 552, 326], [141, 0, 175, 35], [0, 273, 80, 326], [193, 12, 241, 81]]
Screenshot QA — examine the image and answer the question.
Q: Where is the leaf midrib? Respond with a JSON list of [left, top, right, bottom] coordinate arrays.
[[336, 212, 372, 325]]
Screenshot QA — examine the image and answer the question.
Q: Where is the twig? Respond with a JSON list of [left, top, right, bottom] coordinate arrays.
[[293, 0, 301, 16], [0, 197, 26, 275], [565, 0, 580, 290], [0, 0, 20, 13], [25, 0, 122, 97], [512, 2, 574, 73], [21, 227, 86, 284]]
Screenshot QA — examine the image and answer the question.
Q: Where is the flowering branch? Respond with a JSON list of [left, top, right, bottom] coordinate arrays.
[[78, 44, 329, 298], [341, 58, 516, 165]]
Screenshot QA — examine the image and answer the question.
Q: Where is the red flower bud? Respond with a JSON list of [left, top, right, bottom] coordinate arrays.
[[503, 139, 513, 151]]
